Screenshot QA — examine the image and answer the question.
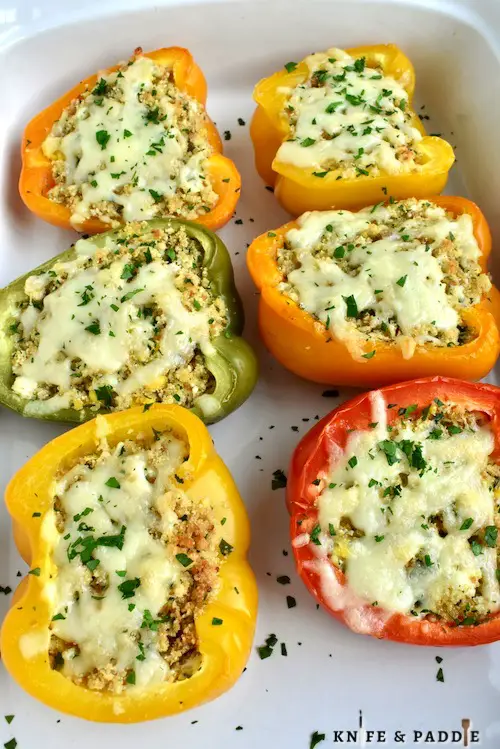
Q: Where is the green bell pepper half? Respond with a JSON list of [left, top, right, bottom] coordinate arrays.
[[0, 218, 257, 424]]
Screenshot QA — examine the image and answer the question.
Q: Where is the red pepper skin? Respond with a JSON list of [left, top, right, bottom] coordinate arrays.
[[288, 376, 500, 646]]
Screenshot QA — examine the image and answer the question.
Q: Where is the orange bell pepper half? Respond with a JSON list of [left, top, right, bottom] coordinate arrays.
[[288, 376, 500, 646], [247, 196, 500, 387], [0, 405, 257, 722], [19, 47, 240, 234], [251, 44, 455, 214]]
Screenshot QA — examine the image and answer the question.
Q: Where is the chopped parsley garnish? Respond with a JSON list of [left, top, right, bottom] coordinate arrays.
[[272, 469, 287, 490], [436, 667, 444, 683], [375, 535, 385, 543], [348, 456, 358, 469], [460, 518, 473, 531], [212, 617, 223, 626], [120, 288, 144, 303], [126, 670, 136, 685], [310, 731, 326, 749], [300, 137, 316, 147], [343, 294, 358, 318], [118, 577, 141, 599], [121, 263, 136, 280], [144, 106, 162, 124], [257, 633, 278, 659], [85, 321, 101, 335], [424, 554, 433, 567], [396, 275, 407, 287], [105, 477, 120, 488], [378, 439, 399, 466], [310, 524, 322, 545], [470, 539, 483, 556], [140, 609, 170, 631], [219, 539, 234, 556], [176, 553, 193, 567], [93, 78, 108, 95], [95, 385, 114, 406], [325, 101, 342, 114], [95, 129, 110, 149], [484, 525, 498, 548], [28, 567, 41, 576], [284, 62, 298, 73], [149, 189, 163, 203], [428, 428, 443, 440]]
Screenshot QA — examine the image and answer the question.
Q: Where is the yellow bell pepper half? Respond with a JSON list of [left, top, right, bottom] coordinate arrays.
[[0, 405, 257, 723], [251, 44, 455, 214]]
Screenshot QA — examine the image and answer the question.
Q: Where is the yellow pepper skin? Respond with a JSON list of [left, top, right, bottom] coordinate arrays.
[[251, 44, 455, 215], [0, 405, 257, 723]]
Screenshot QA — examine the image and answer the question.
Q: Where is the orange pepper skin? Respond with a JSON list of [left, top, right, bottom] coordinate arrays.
[[288, 377, 500, 646], [251, 44, 455, 215], [247, 196, 500, 387], [0, 405, 257, 723], [20, 47, 241, 233]]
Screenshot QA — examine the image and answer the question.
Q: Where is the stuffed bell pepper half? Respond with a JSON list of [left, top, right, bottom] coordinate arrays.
[[0, 405, 257, 721], [20, 46, 241, 233], [251, 44, 454, 214], [247, 196, 500, 386], [0, 218, 257, 423], [288, 377, 500, 646]]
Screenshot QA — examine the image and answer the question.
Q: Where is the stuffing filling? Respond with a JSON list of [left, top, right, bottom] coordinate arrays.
[[276, 47, 425, 177], [277, 199, 490, 359], [42, 48, 218, 227], [48, 428, 229, 692], [313, 401, 500, 624], [10, 222, 227, 415]]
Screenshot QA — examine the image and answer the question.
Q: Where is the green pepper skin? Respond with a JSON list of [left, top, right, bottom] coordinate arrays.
[[0, 219, 257, 424]]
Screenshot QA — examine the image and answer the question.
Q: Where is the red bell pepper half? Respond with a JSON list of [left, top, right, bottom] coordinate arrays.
[[287, 376, 500, 646]]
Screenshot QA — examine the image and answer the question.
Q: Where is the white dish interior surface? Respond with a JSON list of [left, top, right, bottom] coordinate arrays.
[[3, 0, 500, 745]]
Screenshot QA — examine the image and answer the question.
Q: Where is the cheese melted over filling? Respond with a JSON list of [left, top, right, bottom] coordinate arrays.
[[278, 199, 490, 360], [277, 48, 424, 177], [42, 52, 217, 227], [46, 430, 222, 692], [11, 223, 227, 414], [316, 401, 500, 621]]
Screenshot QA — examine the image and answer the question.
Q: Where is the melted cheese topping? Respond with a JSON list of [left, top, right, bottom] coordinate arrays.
[[45, 433, 213, 690], [276, 48, 423, 176], [11, 225, 223, 414], [43, 55, 215, 226], [316, 403, 500, 618], [280, 200, 488, 359]]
